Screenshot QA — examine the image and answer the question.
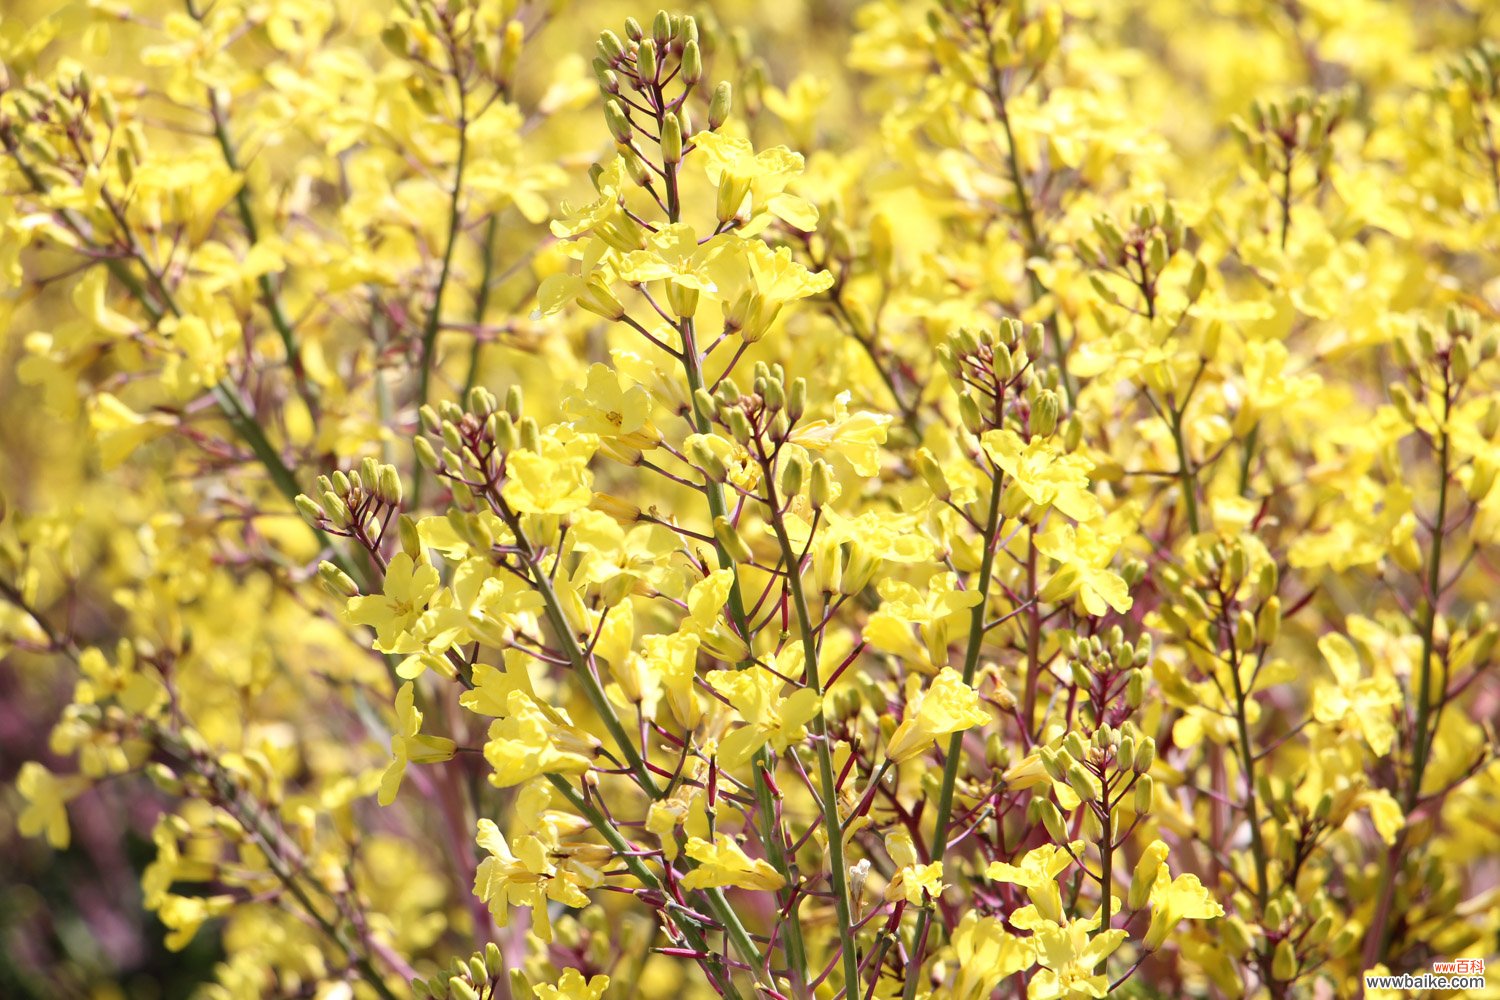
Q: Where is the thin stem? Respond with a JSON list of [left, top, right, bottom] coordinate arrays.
[[413, 74, 472, 507], [902, 469, 1005, 1000]]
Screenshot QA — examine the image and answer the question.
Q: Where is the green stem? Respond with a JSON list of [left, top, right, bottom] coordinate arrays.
[[1227, 648, 1269, 910], [1170, 409, 1200, 533], [902, 469, 1005, 1000], [547, 777, 750, 1000], [491, 500, 659, 796], [1408, 385, 1452, 812], [763, 489, 860, 999], [462, 215, 500, 397], [413, 97, 470, 508], [660, 148, 806, 982], [206, 86, 313, 403]]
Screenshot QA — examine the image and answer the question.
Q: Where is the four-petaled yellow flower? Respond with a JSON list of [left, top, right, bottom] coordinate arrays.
[[347, 553, 440, 652], [378, 682, 457, 806], [982, 429, 1104, 523], [886, 667, 991, 763], [1312, 633, 1402, 756]]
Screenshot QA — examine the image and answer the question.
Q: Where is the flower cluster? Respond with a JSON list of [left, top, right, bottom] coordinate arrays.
[[3, 1, 1500, 999]]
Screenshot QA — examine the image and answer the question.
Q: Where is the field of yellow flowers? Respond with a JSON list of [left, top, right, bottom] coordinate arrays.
[[3, 0, 1500, 998]]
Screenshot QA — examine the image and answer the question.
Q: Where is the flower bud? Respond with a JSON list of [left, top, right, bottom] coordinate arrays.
[[713, 516, 753, 564], [1129, 841, 1168, 910], [681, 39, 702, 86], [1133, 773, 1153, 813], [637, 40, 658, 81], [1271, 939, 1297, 980], [604, 99, 633, 144], [318, 561, 359, 599], [661, 111, 683, 164], [708, 81, 732, 129], [809, 460, 833, 509]]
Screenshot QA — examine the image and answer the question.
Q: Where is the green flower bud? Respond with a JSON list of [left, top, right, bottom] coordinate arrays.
[[809, 460, 833, 509], [713, 516, 753, 564], [604, 99, 633, 144], [1271, 939, 1297, 980], [682, 39, 702, 86], [449, 977, 479, 1000], [294, 493, 324, 527], [1133, 773, 1153, 813], [661, 111, 683, 164], [637, 40, 658, 82], [708, 81, 732, 129], [318, 561, 359, 599], [1134, 738, 1155, 773]]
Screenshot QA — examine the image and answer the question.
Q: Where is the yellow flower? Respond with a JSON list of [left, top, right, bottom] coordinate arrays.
[[474, 819, 592, 944], [691, 131, 819, 230], [1312, 633, 1402, 756], [346, 553, 440, 652], [502, 432, 599, 515], [617, 223, 729, 318], [533, 969, 610, 1000], [378, 682, 457, 806], [982, 430, 1104, 523], [1144, 869, 1224, 950], [884, 831, 946, 906], [679, 834, 786, 892], [16, 762, 90, 849], [949, 913, 1036, 1000], [986, 842, 1081, 924], [1029, 921, 1127, 1000], [707, 655, 823, 769], [564, 364, 661, 448], [483, 690, 593, 788], [1034, 523, 1133, 616], [886, 667, 991, 763]]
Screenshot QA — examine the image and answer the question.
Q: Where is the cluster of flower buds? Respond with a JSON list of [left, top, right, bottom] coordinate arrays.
[[593, 12, 730, 181], [1077, 202, 1205, 315], [296, 457, 404, 540], [1441, 41, 1500, 103], [383, 0, 524, 106], [691, 363, 826, 480], [1033, 719, 1156, 837], [1058, 627, 1151, 729], [930, 0, 1062, 76], [936, 318, 1053, 434], [1155, 536, 1281, 654], [0, 69, 139, 189], [413, 385, 529, 507], [1232, 86, 1356, 186], [1390, 306, 1498, 414], [409, 942, 511, 1000], [1215, 776, 1368, 973]]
